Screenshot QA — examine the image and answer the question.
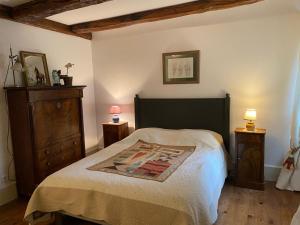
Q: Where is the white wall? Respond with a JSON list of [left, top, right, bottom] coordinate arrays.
[[0, 19, 98, 205], [92, 14, 300, 181]]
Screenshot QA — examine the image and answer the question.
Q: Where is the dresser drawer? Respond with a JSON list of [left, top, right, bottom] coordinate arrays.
[[34, 136, 82, 183], [35, 134, 81, 152], [28, 88, 83, 102], [32, 98, 81, 149], [37, 146, 80, 168]]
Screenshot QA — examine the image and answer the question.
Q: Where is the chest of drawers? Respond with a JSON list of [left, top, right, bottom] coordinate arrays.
[[5, 86, 86, 197]]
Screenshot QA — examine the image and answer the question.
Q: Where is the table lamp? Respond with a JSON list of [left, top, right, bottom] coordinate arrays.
[[244, 109, 256, 131], [110, 105, 121, 123]]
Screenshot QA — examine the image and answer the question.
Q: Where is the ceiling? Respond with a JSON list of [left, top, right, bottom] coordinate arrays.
[[50, 0, 300, 26], [90, 0, 300, 37], [1, 0, 299, 26], [0, 0, 299, 38], [47, 0, 197, 25]]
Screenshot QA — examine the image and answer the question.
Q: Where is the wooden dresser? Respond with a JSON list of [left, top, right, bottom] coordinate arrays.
[[5, 86, 86, 197], [235, 128, 266, 190]]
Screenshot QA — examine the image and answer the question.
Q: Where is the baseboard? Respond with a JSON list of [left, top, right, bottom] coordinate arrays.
[[265, 165, 281, 181], [86, 145, 101, 156], [0, 182, 17, 206]]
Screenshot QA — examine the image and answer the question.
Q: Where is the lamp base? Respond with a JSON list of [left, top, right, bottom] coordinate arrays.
[[112, 114, 119, 123], [246, 121, 255, 131]]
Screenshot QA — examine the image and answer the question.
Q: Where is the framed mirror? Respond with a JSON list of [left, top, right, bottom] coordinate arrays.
[[20, 51, 50, 87]]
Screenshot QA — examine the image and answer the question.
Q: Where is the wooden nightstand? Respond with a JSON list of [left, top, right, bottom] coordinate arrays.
[[102, 122, 129, 147], [235, 128, 266, 190]]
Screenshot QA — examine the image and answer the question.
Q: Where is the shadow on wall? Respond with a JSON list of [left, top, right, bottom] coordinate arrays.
[[94, 79, 136, 147], [0, 80, 16, 185]]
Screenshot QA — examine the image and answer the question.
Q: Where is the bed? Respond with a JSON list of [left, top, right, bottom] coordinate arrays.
[[25, 94, 230, 225], [291, 205, 300, 225]]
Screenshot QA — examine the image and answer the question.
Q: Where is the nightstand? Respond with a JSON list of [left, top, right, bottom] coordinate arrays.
[[235, 128, 266, 190], [102, 122, 129, 147]]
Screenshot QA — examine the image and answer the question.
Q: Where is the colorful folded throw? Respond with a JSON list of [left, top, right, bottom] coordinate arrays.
[[88, 140, 195, 182]]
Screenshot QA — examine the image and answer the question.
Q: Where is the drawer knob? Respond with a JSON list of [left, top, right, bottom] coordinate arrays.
[[47, 162, 51, 166], [45, 150, 50, 155], [73, 141, 78, 145], [56, 102, 62, 109]]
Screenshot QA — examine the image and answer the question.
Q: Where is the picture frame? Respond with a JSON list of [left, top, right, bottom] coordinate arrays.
[[163, 50, 200, 84], [20, 51, 51, 87]]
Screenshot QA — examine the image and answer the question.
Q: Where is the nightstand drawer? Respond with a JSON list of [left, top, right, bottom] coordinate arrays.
[[103, 125, 119, 133], [236, 133, 263, 144]]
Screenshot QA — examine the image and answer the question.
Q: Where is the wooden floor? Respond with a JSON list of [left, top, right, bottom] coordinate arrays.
[[0, 183, 299, 225]]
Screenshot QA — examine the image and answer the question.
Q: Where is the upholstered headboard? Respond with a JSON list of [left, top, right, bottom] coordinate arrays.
[[134, 94, 230, 152]]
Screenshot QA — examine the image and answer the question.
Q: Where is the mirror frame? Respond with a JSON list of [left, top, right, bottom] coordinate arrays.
[[20, 51, 51, 87]]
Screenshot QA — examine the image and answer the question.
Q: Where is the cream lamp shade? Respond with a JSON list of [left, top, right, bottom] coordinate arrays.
[[244, 109, 256, 131], [244, 109, 256, 121]]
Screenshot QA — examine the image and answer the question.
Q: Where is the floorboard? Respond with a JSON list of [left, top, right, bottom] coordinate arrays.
[[0, 183, 299, 225]]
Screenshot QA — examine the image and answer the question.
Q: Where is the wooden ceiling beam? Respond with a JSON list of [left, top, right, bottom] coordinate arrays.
[[72, 0, 263, 34], [0, 4, 92, 40], [13, 0, 112, 22]]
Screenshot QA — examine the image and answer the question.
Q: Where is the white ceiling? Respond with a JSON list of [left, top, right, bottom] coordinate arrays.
[[48, 0, 300, 26], [47, 0, 197, 25], [92, 0, 300, 37], [1, 0, 300, 36]]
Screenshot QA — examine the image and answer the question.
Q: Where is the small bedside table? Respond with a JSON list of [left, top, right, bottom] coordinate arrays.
[[102, 122, 129, 147], [235, 128, 266, 190]]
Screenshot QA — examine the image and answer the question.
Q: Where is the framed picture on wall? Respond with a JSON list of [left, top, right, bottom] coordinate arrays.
[[162, 50, 200, 84]]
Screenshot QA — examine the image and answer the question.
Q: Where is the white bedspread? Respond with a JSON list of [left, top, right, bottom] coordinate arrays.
[[291, 205, 300, 225], [25, 128, 227, 225]]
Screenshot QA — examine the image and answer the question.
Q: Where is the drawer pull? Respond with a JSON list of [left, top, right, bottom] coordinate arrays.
[[47, 162, 51, 166], [45, 150, 50, 155], [56, 102, 62, 109], [73, 141, 78, 145]]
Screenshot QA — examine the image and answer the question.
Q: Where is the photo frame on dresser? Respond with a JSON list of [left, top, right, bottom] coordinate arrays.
[[162, 50, 200, 84], [20, 51, 51, 87]]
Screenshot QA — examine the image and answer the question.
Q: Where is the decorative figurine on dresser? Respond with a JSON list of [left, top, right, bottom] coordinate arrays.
[[235, 109, 266, 190], [4, 86, 86, 197]]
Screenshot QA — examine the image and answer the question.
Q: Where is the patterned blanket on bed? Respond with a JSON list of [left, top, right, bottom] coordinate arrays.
[[88, 140, 195, 181]]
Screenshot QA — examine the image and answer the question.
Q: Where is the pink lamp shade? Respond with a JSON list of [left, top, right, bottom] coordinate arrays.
[[110, 105, 121, 114], [109, 105, 121, 123]]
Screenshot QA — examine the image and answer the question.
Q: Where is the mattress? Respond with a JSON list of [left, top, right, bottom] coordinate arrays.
[[25, 128, 228, 225]]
